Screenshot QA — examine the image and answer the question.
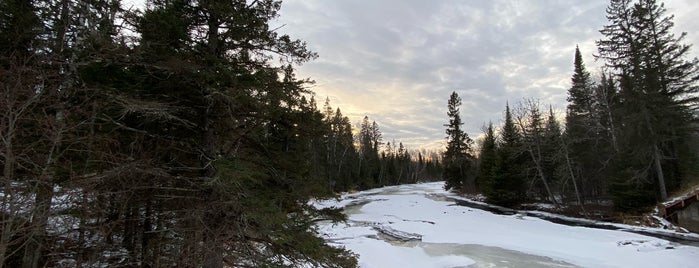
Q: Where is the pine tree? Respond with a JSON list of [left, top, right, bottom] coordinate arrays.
[[358, 116, 371, 186], [565, 47, 605, 199], [518, 100, 556, 204], [0, 0, 358, 266], [597, 0, 699, 209], [443, 91, 475, 191], [331, 108, 359, 191], [594, 72, 620, 153], [485, 104, 526, 206], [478, 122, 499, 194], [318, 101, 361, 192], [566, 46, 596, 144], [487, 103, 526, 206], [543, 107, 563, 195]]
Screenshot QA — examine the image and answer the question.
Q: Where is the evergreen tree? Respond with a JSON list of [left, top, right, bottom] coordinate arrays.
[[478, 122, 499, 194], [594, 72, 620, 153], [357, 116, 383, 188], [370, 121, 384, 185], [443, 91, 475, 191], [487, 103, 526, 206], [518, 101, 556, 203], [396, 142, 411, 184], [543, 107, 565, 199], [0, 0, 358, 266], [321, 105, 360, 192], [597, 0, 699, 209], [565, 47, 605, 199], [565, 46, 596, 147], [332, 108, 359, 191]]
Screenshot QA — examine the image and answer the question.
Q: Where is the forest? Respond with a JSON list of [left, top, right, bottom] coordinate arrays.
[[0, 0, 697, 267], [0, 0, 438, 266], [442, 0, 699, 214]]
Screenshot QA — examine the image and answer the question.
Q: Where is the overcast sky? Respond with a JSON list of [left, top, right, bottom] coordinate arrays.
[[271, 0, 699, 151]]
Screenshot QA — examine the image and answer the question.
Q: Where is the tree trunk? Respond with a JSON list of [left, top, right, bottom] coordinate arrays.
[[201, 7, 225, 267], [606, 108, 619, 153], [22, 109, 63, 268], [22, 180, 53, 268], [1, 101, 18, 247], [562, 137, 585, 214], [528, 146, 557, 205], [0, 138, 16, 266], [516, 115, 557, 205], [643, 107, 667, 201], [202, 124, 223, 268], [653, 144, 668, 201]]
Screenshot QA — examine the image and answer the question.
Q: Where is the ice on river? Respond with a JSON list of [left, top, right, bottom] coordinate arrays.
[[314, 182, 699, 268]]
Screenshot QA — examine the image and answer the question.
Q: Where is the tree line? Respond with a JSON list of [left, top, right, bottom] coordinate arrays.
[[318, 98, 443, 193], [444, 0, 699, 212]]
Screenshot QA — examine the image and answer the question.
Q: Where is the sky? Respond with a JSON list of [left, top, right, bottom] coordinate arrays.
[[121, 0, 699, 151], [271, 0, 699, 151]]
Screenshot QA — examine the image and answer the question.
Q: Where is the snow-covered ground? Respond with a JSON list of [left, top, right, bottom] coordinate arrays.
[[314, 182, 699, 268]]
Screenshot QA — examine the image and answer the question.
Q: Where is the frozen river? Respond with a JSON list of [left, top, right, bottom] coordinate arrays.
[[314, 182, 699, 267]]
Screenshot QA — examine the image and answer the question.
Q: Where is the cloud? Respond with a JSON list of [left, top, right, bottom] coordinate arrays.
[[277, 0, 699, 151]]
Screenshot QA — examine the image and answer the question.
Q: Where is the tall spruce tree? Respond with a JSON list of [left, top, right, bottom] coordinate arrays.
[[443, 92, 474, 191], [331, 108, 359, 191], [565, 47, 604, 199], [597, 0, 699, 209], [543, 107, 563, 198], [566, 47, 596, 143], [478, 122, 499, 194], [358, 116, 382, 188], [486, 103, 526, 206]]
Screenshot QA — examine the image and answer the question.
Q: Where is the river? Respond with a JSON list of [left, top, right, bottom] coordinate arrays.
[[315, 182, 699, 267]]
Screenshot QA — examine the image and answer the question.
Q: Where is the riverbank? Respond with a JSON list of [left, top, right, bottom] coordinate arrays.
[[446, 194, 699, 246]]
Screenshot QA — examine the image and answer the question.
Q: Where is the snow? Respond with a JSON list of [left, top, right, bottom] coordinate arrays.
[[315, 182, 699, 268], [662, 186, 699, 207], [329, 235, 476, 268], [448, 194, 699, 241]]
